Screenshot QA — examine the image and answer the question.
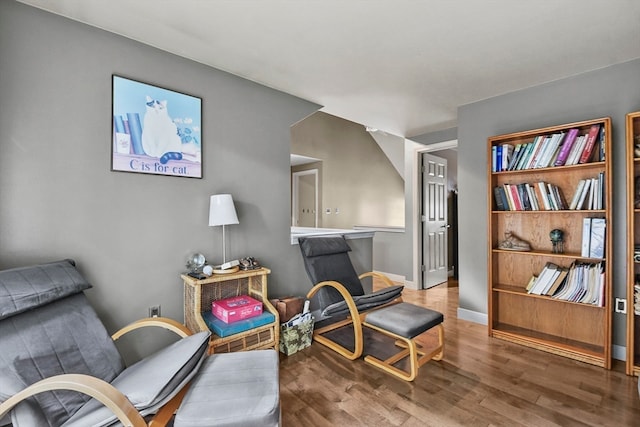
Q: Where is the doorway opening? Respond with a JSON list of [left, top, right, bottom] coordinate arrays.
[[292, 169, 319, 227], [414, 140, 458, 289]]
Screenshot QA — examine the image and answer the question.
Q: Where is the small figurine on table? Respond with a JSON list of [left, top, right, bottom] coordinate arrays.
[[498, 232, 531, 251]]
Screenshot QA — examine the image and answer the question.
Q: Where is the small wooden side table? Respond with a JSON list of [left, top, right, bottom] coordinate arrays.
[[182, 267, 279, 354]]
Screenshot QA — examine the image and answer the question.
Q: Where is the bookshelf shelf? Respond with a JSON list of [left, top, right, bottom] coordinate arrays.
[[493, 284, 608, 307], [492, 209, 606, 214], [492, 326, 604, 363], [492, 248, 605, 260], [626, 111, 640, 376], [493, 160, 605, 175], [488, 117, 612, 369]]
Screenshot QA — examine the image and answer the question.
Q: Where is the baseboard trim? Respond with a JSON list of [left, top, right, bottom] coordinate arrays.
[[373, 271, 417, 289], [612, 344, 626, 362], [456, 309, 627, 362], [457, 307, 488, 325]]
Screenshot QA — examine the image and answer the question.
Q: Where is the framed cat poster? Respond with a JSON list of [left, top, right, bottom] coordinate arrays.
[[112, 75, 202, 178]]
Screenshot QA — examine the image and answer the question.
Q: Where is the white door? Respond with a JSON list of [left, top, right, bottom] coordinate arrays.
[[422, 153, 448, 289], [292, 170, 318, 227]]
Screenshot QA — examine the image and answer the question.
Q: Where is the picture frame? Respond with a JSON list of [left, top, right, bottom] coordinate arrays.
[[112, 75, 202, 178]]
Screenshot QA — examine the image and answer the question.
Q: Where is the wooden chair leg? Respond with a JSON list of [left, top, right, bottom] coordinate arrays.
[[312, 317, 364, 360], [307, 281, 364, 360], [363, 323, 444, 382]]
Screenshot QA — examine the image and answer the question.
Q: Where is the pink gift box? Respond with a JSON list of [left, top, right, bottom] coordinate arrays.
[[212, 295, 263, 324]]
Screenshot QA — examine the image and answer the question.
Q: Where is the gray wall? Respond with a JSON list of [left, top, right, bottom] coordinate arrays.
[[291, 112, 404, 229], [0, 1, 319, 358], [412, 127, 458, 146], [454, 58, 640, 349]]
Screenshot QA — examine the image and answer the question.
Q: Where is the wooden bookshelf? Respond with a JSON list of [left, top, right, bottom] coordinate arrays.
[[487, 117, 612, 369], [626, 111, 640, 376]]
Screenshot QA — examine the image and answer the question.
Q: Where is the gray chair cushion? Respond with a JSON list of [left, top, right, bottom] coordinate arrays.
[[299, 235, 351, 257], [365, 302, 443, 338], [0, 293, 124, 427], [0, 259, 90, 320], [321, 285, 404, 317], [298, 236, 365, 309], [62, 331, 210, 427], [174, 349, 280, 427]]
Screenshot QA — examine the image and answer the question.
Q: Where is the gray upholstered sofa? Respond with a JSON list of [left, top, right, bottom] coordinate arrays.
[[0, 259, 280, 426]]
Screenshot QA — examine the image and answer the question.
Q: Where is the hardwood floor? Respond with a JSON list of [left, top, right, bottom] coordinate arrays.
[[278, 281, 640, 426]]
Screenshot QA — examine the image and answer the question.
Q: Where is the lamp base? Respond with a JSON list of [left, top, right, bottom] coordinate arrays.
[[212, 265, 240, 275]]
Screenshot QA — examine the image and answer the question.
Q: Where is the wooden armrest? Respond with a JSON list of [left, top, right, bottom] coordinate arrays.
[[112, 316, 192, 341], [359, 271, 397, 288], [306, 280, 364, 359], [0, 374, 146, 427], [307, 281, 363, 321]]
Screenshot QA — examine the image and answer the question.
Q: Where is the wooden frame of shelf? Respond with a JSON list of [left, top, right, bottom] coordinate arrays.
[[488, 117, 612, 369], [182, 267, 279, 355], [626, 111, 640, 376]]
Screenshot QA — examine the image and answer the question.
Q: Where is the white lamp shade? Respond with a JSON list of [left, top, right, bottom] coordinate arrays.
[[208, 194, 239, 226]]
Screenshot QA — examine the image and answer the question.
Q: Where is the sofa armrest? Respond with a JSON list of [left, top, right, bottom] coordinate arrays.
[[0, 374, 146, 427]]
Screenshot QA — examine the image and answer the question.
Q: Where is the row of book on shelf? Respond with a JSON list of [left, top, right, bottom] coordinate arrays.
[[493, 173, 605, 211], [492, 123, 604, 172], [526, 261, 605, 306]]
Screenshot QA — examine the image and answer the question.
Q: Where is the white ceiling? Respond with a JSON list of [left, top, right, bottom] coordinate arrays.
[[17, 0, 640, 137]]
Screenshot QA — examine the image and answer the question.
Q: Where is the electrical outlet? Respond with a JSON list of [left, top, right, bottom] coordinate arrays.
[[149, 305, 161, 318], [615, 298, 626, 314]]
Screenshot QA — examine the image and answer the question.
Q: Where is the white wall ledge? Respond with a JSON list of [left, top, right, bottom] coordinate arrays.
[[291, 227, 375, 245], [353, 225, 404, 233]]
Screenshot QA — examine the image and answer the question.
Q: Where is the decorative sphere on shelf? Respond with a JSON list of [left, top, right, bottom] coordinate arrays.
[[549, 229, 564, 243], [549, 229, 564, 254]]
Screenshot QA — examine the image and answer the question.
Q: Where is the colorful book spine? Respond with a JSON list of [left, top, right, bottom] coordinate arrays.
[[494, 187, 506, 211], [554, 128, 579, 166], [589, 218, 606, 258], [578, 124, 602, 164], [201, 310, 275, 338], [566, 135, 586, 165], [525, 136, 544, 169], [537, 132, 563, 168], [581, 218, 592, 257], [508, 184, 523, 210], [507, 144, 522, 170]]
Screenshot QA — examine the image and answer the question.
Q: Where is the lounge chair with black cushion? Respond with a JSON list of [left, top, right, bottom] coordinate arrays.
[[298, 235, 444, 381]]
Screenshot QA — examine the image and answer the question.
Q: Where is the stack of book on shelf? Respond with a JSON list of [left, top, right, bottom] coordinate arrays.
[[568, 173, 605, 210], [493, 182, 566, 211], [491, 123, 604, 172], [202, 295, 275, 338], [550, 261, 605, 306], [581, 218, 606, 258], [526, 262, 568, 296]]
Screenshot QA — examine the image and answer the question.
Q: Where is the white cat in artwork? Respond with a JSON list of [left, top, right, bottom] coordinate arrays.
[[141, 96, 183, 163]]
